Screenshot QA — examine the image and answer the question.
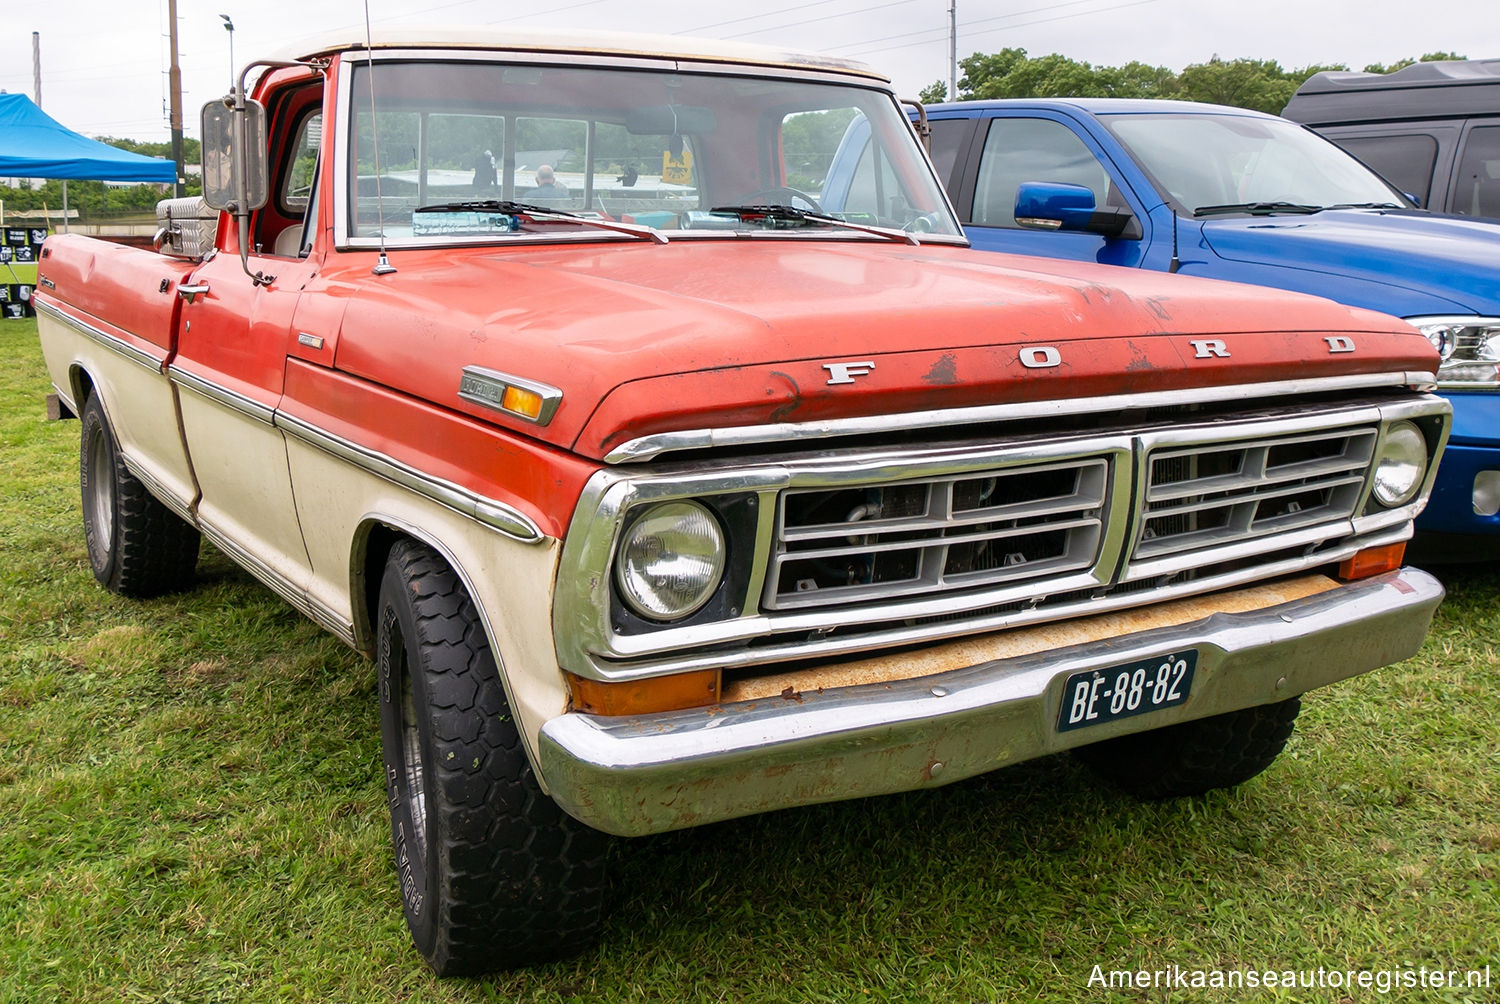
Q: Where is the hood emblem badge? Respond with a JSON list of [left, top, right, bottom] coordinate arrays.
[[1324, 336, 1356, 353], [824, 361, 876, 385]]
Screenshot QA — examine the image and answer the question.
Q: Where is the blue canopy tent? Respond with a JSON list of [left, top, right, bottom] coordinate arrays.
[[0, 93, 174, 181], [0, 93, 173, 317]]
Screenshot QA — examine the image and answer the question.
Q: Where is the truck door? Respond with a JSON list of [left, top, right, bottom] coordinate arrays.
[[958, 113, 1148, 269], [171, 250, 318, 585], [169, 85, 325, 592]]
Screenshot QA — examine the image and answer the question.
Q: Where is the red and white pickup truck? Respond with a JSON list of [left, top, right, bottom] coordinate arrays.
[[35, 29, 1450, 974]]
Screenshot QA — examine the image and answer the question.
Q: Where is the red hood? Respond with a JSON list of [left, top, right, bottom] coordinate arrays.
[[324, 240, 1435, 460]]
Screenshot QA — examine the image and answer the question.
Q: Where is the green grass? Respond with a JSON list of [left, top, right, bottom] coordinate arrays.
[[2, 318, 1496, 1002]]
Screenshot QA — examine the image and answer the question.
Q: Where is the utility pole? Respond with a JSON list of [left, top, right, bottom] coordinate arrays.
[[948, 1, 957, 101], [167, 0, 186, 197], [33, 33, 68, 233]]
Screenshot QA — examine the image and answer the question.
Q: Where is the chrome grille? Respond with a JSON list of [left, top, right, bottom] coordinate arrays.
[[767, 459, 1110, 610], [1127, 426, 1377, 577]]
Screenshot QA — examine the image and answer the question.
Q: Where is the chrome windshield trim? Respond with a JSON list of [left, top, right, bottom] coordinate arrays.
[[168, 365, 277, 425], [275, 410, 544, 544], [601, 371, 1436, 463], [34, 297, 165, 375]]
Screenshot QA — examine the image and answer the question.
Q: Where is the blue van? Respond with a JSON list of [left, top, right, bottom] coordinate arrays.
[[829, 98, 1500, 557]]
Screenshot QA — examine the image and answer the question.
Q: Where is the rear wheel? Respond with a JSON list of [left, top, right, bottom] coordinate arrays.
[[79, 393, 199, 597], [376, 539, 607, 975], [1073, 697, 1300, 799]]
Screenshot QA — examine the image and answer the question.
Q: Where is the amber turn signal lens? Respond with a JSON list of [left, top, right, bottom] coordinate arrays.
[[1338, 542, 1406, 581], [567, 669, 720, 716], [501, 384, 544, 420]]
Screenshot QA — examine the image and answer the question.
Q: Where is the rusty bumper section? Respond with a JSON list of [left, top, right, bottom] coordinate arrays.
[[537, 567, 1443, 837]]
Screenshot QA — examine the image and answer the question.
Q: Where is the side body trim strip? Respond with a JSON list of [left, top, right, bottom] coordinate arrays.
[[275, 410, 544, 544], [168, 365, 277, 426], [34, 297, 164, 374]]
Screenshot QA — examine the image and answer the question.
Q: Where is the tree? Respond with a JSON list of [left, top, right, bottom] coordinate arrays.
[[1175, 57, 1347, 114], [950, 48, 1402, 114], [1363, 51, 1466, 74], [919, 80, 948, 104]]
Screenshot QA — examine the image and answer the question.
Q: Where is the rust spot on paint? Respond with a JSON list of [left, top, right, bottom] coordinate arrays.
[[767, 370, 803, 423], [1142, 297, 1174, 323], [1124, 340, 1158, 373], [923, 353, 958, 386], [780, 686, 804, 704]]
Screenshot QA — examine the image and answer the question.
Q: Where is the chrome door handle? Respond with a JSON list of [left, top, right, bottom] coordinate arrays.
[[177, 282, 210, 303]]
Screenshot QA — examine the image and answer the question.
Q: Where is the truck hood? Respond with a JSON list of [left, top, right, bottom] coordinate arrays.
[[1200, 209, 1500, 316], [327, 241, 1434, 460]]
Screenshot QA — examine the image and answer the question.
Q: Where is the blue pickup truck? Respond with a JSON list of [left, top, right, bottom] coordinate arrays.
[[834, 98, 1499, 557]]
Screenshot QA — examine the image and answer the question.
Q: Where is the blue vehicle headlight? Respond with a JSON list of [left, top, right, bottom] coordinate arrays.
[[1406, 316, 1500, 388]]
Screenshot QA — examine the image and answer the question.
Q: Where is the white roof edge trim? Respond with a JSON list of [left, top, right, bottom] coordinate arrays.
[[266, 27, 887, 83]]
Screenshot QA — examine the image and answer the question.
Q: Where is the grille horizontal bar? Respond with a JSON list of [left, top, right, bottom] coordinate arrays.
[[767, 459, 1110, 610]]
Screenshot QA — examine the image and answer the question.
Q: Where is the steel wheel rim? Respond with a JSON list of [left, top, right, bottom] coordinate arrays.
[[399, 663, 429, 861], [86, 426, 115, 558]]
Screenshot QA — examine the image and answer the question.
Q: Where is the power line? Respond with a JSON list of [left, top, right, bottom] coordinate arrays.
[[679, 0, 856, 35], [839, 0, 1112, 55], [844, 0, 1166, 58], [722, 0, 921, 40]]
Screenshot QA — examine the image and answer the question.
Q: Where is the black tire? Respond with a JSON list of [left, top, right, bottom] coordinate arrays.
[[1073, 697, 1300, 800], [79, 393, 200, 597], [376, 538, 607, 975]]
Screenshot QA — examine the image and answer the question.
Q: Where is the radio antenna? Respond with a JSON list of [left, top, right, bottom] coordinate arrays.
[[1168, 205, 1181, 274], [363, 0, 396, 275]]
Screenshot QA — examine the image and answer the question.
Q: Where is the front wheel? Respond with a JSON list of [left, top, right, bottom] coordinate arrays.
[[79, 393, 199, 597], [376, 539, 607, 975], [1073, 697, 1300, 799]]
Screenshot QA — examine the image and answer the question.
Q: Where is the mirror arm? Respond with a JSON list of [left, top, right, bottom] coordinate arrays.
[[227, 59, 328, 287]]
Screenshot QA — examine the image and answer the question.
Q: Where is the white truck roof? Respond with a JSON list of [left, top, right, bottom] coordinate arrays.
[[272, 26, 886, 82]]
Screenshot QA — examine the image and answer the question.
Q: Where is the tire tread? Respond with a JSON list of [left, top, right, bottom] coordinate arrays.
[[384, 540, 606, 975], [1074, 697, 1300, 800]]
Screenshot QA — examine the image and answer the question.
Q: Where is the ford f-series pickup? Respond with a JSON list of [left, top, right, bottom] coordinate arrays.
[[35, 29, 1450, 974]]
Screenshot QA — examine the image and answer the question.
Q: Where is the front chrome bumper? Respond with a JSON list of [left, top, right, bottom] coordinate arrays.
[[538, 567, 1443, 836]]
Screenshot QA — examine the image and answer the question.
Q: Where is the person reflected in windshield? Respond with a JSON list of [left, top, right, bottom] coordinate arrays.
[[473, 149, 497, 190], [524, 165, 568, 201]]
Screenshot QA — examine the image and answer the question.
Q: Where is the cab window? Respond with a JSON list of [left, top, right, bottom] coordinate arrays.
[[973, 118, 1110, 227]]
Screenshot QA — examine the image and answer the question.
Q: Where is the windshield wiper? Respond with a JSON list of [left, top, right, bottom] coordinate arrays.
[[1192, 201, 1323, 217], [708, 204, 920, 245], [1320, 202, 1406, 211], [412, 200, 667, 244]]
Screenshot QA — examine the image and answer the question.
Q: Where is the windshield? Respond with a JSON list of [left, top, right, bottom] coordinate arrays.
[[1101, 112, 1409, 215], [343, 59, 960, 244]]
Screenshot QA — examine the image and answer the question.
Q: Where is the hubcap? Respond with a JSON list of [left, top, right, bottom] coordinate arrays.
[[86, 425, 115, 558], [399, 662, 429, 861]]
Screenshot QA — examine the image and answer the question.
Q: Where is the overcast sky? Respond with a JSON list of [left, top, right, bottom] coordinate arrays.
[[2, 0, 1495, 144]]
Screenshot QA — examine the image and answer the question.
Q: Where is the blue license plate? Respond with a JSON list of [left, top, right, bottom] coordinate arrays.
[[1056, 651, 1196, 732]]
